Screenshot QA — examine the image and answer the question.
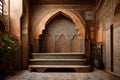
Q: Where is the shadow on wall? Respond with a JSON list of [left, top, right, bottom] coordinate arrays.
[[31, 68, 76, 72], [44, 68, 76, 72], [0, 21, 5, 33]]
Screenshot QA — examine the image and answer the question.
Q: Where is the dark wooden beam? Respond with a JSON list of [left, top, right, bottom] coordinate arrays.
[[30, 0, 96, 5]]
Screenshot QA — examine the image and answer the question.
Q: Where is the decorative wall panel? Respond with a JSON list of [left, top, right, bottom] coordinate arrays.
[[46, 35, 54, 52], [80, 39, 85, 53], [114, 27, 120, 75], [71, 35, 80, 52], [59, 35, 68, 52], [106, 30, 111, 71], [39, 15, 85, 53]]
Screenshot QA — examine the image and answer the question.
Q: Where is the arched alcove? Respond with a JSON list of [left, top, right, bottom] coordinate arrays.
[[33, 9, 85, 39], [39, 14, 78, 53], [32, 9, 86, 54]]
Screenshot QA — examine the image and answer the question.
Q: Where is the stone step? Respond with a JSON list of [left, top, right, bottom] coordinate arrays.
[[28, 65, 91, 72], [31, 53, 86, 59], [29, 59, 88, 65]]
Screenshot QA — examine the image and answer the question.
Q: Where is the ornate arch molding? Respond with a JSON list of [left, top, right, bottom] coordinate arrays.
[[33, 9, 85, 39]]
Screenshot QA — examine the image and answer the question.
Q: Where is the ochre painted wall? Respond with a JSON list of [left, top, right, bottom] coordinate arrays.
[[9, 0, 23, 70], [96, 27, 103, 43]]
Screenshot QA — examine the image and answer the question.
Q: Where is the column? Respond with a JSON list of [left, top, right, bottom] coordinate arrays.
[[21, 0, 29, 69]]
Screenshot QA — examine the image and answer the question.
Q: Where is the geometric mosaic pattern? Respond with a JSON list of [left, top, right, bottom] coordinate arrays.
[[10, 70, 110, 80]]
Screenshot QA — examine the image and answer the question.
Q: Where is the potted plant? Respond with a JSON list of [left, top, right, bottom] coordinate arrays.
[[0, 32, 19, 74]]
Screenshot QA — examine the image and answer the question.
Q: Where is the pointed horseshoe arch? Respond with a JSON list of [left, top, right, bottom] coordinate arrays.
[[33, 9, 85, 39]]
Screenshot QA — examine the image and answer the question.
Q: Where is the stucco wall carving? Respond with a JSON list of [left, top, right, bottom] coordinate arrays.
[[39, 15, 84, 53], [32, 9, 85, 39]]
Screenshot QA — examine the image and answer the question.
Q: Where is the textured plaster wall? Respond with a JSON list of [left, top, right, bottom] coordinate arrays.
[[113, 4, 120, 75], [10, 0, 22, 38], [96, 27, 103, 43], [114, 27, 120, 75], [96, 0, 120, 76], [9, 0, 23, 70], [106, 30, 111, 71]]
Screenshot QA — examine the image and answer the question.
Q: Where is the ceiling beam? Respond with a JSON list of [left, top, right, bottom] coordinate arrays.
[[30, 0, 96, 5]]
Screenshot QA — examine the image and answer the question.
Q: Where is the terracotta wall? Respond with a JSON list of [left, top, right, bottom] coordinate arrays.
[[9, 0, 29, 70], [95, 0, 120, 76], [10, 0, 22, 38], [96, 27, 103, 43], [9, 0, 23, 70]]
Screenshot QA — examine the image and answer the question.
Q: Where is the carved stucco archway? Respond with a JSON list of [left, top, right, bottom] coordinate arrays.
[[33, 9, 86, 39]]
